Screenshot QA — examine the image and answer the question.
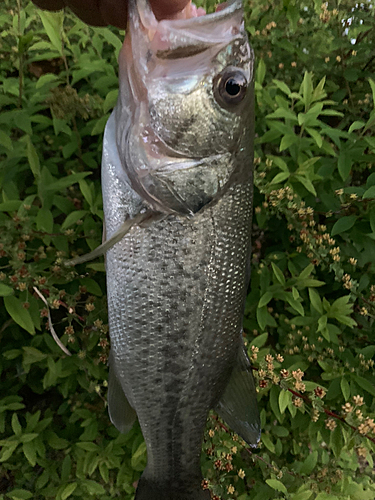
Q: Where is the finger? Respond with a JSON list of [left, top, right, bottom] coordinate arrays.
[[99, 0, 128, 30], [33, 0, 108, 25], [64, 0, 107, 26], [149, 0, 190, 19], [32, 0, 65, 10]]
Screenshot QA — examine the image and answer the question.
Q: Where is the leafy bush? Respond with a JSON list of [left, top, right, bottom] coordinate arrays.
[[0, 0, 374, 499]]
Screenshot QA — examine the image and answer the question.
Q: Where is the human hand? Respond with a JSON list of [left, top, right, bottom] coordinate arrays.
[[32, 0, 190, 29]]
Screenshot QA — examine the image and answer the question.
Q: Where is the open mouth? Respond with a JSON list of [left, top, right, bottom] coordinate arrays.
[[137, 0, 243, 52]]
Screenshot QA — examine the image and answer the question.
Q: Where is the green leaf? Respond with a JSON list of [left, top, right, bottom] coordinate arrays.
[[4, 296, 35, 335], [61, 210, 88, 230], [22, 442, 36, 466], [0, 200, 22, 212], [103, 89, 119, 113], [369, 78, 375, 106], [45, 173, 91, 192], [86, 263, 106, 272], [300, 450, 318, 475], [61, 455, 72, 483], [338, 152, 352, 181], [35, 74, 59, 89], [61, 483, 77, 500], [317, 315, 328, 334], [0, 441, 19, 462], [12, 413, 22, 436], [79, 278, 103, 296], [267, 108, 298, 121], [271, 263, 285, 286], [292, 492, 313, 500], [256, 306, 276, 331], [266, 479, 287, 495], [273, 79, 291, 96], [279, 390, 292, 414], [38, 10, 64, 54], [353, 376, 375, 397], [36, 208, 54, 233], [0, 129, 13, 150], [26, 136, 40, 179], [3, 349, 22, 360], [261, 433, 275, 453], [285, 295, 304, 316], [330, 424, 343, 458], [76, 442, 99, 452], [91, 114, 109, 135], [363, 185, 375, 199], [47, 432, 69, 450], [271, 172, 290, 184], [22, 347, 47, 365], [280, 133, 298, 151], [7, 489, 33, 500], [82, 479, 105, 495], [370, 211, 375, 234], [131, 441, 147, 471], [315, 493, 339, 500], [0, 283, 14, 297], [301, 71, 313, 108], [348, 121, 365, 134], [334, 314, 356, 327], [250, 332, 268, 349], [294, 175, 317, 196], [341, 377, 350, 401], [309, 288, 323, 314], [331, 215, 357, 236], [95, 27, 122, 52], [256, 58, 266, 85], [299, 264, 314, 279], [258, 291, 273, 308], [79, 179, 94, 207], [306, 127, 323, 148], [292, 287, 300, 300]]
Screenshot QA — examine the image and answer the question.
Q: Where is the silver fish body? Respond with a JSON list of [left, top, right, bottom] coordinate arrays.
[[102, 1, 260, 498]]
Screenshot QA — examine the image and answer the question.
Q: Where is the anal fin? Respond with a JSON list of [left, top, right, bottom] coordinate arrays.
[[215, 342, 261, 447], [108, 351, 137, 434]]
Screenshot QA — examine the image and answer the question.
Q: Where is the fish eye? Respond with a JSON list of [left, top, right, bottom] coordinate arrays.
[[214, 67, 248, 109]]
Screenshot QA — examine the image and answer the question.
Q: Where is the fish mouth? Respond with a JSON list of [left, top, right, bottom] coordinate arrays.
[[134, 0, 244, 53]]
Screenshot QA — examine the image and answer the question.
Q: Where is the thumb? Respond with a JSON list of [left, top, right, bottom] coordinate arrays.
[[149, 0, 190, 19]]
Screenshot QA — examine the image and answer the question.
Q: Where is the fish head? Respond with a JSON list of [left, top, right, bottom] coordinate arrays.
[[116, 0, 254, 216]]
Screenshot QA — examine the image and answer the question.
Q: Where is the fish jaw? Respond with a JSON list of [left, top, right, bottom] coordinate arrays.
[[115, 0, 254, 215]]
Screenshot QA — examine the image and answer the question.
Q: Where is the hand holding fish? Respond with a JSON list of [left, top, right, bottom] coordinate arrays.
[[31, 0, 190, 27]]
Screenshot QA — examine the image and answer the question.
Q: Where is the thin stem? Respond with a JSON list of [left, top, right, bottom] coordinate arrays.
[[251, 365, 375, 445], [17, 0, 23, 109]]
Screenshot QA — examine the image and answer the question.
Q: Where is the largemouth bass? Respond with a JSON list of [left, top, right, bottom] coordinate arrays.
[[102, 1, 260, 498]]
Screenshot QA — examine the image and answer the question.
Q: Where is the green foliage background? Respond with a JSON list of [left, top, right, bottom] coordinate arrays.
[[0, 0, 374, 499]]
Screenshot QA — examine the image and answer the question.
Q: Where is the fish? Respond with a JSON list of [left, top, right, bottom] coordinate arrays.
[[101, 0, 260, 498]]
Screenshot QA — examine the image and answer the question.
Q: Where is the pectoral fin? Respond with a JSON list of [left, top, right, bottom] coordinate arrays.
[[64, 210, 155, 267], [108, 351, 137, 434], [216, 343, 261, 447]]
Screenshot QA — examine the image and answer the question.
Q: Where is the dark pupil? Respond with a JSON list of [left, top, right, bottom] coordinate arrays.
[[225, 78, 241, 96]]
